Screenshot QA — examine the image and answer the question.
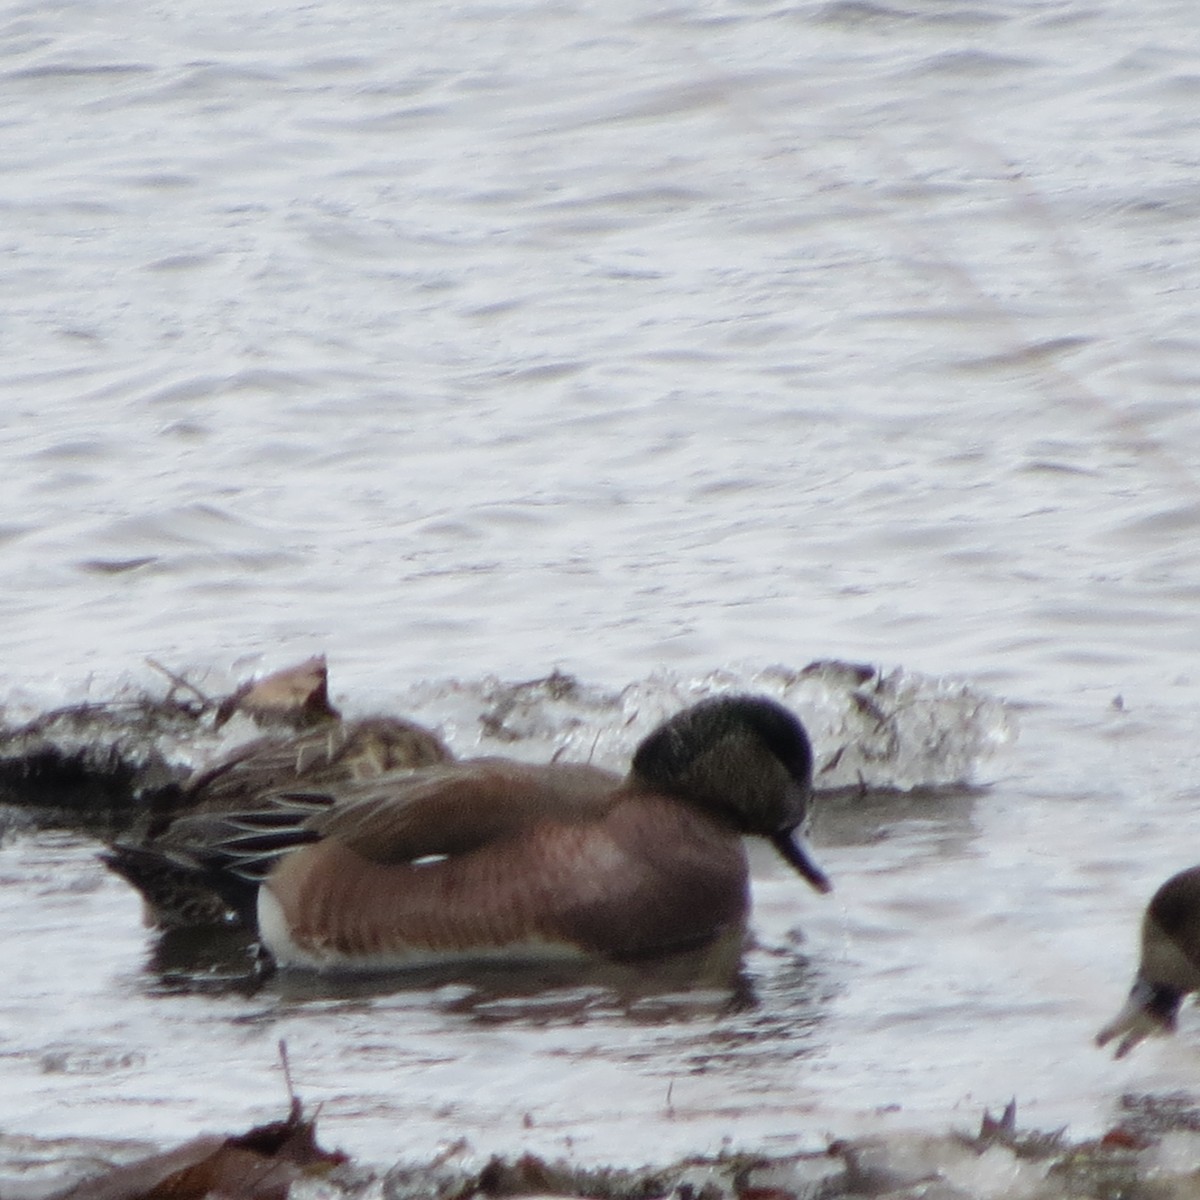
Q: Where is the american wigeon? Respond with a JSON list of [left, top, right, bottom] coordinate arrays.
[[103, 715, 452, 929], [1097, 865, 1200, 1057], [110, 694, 830, 973]]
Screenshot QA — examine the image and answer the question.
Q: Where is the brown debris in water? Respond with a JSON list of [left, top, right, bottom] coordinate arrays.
[[0, 656, 342, 827], [50, 1099, 346, 1200], [51, 1043, 347, 1200], [144, 655, 339, 732], [477, 670, 615, 744], [19, 1093, 1200, 1200], [955, 1097, 1067, 1159], [213, 656, 340, 731]]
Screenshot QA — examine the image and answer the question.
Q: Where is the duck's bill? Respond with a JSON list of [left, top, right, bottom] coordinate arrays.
[[770, 829, 832, 894], [1095, 978, 1178, 1059]]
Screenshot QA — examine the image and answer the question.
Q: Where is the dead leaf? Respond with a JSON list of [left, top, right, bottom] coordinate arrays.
[[54, 1097, 346, 1200], [215, 657, 340, 730]]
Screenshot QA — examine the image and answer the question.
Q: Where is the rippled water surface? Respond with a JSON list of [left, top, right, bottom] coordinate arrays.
[[4, 0, 1200, 1179]]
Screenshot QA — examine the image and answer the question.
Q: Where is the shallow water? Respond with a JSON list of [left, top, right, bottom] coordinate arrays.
[[3, 0, 1200, 1181]]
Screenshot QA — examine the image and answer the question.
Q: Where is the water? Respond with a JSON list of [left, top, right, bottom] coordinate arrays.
[[3, 0, 1200, 1180]]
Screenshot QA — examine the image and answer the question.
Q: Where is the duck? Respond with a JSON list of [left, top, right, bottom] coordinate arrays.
[[107, 694, 831, 973], [1097, 865, 1200, 1057], [103, 714, 452, 929]]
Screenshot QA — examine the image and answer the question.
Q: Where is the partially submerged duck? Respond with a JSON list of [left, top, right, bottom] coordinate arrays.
[[105, 694, 831, 972], [1097, 865, 1200, 1057], [104, 715, 452, 928]]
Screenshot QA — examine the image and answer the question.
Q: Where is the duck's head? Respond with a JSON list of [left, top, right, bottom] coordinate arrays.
[[1098, 866, 1200, 1057], [630, 694, 831, 894], [342, 716, 453, 775]]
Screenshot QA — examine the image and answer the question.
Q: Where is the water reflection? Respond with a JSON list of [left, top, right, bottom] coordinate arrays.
[[145, 925, 769, 1018], [815, 783, 982, 858], [144, 925, 264, 996], [137, 915, 836, 1079]]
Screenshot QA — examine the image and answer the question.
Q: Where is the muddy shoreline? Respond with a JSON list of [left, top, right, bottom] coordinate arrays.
[[6, 1092, 1200, 1200]]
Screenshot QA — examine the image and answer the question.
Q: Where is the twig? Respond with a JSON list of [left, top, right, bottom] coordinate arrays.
[[145, 658, 216, 708]]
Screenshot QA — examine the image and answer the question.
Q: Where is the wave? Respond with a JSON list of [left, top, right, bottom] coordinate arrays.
[[0, 658, 1014, 830]]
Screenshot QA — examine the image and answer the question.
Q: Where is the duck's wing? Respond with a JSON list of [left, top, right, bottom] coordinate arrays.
[[113, 763, 619, 921], [139, 758, 620, 890], [179, 728, 344, 807], [303, 758, 621, 864]]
